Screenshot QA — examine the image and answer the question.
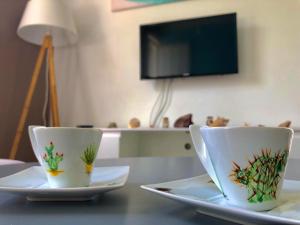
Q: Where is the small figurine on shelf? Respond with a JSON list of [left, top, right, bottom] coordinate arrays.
[[162, 117, 169, 128], [77, 125, 94, 128], [278, 120, 291, 128], [174, 114, 193, 128], [107, 122, 118, 128], [206, 116, 214, 126], [206, 116, 229, 127], [128, 118, 141, 128]]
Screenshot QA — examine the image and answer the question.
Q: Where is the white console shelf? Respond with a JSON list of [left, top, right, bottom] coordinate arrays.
[[100, 128, 190, 132], [97, 127, 300, 159], [97, 128, 195, 159]]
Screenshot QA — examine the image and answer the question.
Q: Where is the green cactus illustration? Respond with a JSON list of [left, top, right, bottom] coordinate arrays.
[[230, 148, 288, 203], [43, 142, 64, 176], [80, 144, 97, 174]]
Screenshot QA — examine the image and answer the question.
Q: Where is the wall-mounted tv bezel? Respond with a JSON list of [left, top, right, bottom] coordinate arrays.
[[140, 13, 238, 80]]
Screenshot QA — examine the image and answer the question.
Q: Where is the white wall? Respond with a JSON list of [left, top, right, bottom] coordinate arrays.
[[56, 0, 300, 128]]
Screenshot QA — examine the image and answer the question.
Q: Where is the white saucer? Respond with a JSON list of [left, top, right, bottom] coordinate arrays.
[[141, 174, 300, 225], [0, 159, 24, 165], [0, 166, 129, 201]]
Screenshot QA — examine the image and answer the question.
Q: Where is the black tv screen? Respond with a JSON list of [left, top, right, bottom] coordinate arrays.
[[140, 13, 238, 79]]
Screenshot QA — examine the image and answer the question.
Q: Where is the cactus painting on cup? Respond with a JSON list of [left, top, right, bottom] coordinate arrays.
[[43, 142, 64, 176], [230, 148, 288, 203], [80, 144, 97, 174]]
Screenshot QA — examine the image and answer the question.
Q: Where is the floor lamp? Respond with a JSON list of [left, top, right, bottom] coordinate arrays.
[[9, 0, 77, 159]]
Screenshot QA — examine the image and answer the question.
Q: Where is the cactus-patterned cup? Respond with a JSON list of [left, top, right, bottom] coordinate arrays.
[[31, 127, 102, 188], [189, 126, 293, 211]]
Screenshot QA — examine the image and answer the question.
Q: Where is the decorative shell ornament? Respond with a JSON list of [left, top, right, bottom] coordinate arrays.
[[107, 122, 118, 128], [174, 114, 193, 128], [206, 116, 229, 127], [278, 120, 291, 128], [128, 118, 141, 128]]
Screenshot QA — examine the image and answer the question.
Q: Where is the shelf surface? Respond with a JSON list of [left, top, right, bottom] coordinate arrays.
[[99, 128, 190, 132], [99, 127, 300, 132]]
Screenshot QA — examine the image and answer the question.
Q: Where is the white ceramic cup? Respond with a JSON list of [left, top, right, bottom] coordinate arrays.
[[29, 125, 45, 164], [31, 126, 102, 188], [189, 125, 293, 211]]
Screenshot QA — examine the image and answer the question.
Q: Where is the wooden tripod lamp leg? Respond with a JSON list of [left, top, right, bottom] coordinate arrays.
[[9, 36, 49, 160], [47, 37, 60, 127]]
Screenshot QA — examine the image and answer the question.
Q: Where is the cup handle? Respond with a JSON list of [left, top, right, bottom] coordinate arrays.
[[189, 125, 222, 191], [28, 125, 44, 165]]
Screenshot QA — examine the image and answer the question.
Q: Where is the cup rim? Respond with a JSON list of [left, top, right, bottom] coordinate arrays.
[[32, 126, 101, 132], [190, 125, 294, 133]]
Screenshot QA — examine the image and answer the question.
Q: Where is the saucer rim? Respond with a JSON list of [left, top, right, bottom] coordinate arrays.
[[0, 165, 130, 192], [141, 174, 300, 224]]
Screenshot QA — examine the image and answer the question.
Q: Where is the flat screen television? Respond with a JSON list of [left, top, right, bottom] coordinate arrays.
[[140, 13, 238, 79]]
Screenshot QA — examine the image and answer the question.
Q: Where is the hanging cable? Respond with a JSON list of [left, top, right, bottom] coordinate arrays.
[[149, 80, 165, 127], [149, 79, 173, 127], [159, 79, 173, 121], [151, 80, 167, 127], [153, 79, 172, 126]]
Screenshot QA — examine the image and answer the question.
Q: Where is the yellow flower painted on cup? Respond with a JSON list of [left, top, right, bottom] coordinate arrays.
[[80, 144, 97, 174]]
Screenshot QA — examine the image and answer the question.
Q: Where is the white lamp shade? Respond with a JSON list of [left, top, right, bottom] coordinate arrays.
[[17, 0, 78, 47]]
